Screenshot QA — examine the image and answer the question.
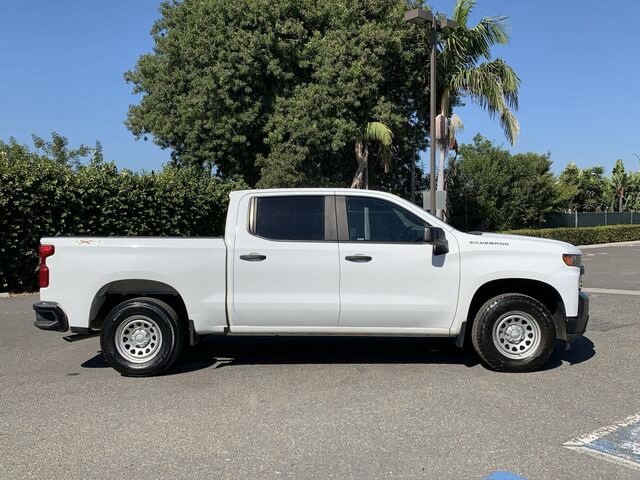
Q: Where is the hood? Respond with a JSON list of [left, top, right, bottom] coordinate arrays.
[[461, 231, 581, 255]]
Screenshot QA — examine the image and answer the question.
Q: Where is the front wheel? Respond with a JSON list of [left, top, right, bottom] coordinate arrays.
[[471, 294, 556, 372], [100, 297, 184, 376]]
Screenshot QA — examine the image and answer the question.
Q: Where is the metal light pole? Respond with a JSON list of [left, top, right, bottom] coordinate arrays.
[[404, 8, 458, 214], [409, 124, 417, 203], [428, 18, 437, 214]]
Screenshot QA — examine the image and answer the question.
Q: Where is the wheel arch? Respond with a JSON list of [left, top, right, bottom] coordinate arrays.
[[89, 279, 189, 333], [458, 278, 566, 347]]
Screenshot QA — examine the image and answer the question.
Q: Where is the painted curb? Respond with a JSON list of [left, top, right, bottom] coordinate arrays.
[[0, 292, 10, 298]]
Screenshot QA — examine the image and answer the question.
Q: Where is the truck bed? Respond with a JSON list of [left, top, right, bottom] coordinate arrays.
[[39, 237, 228, 333]]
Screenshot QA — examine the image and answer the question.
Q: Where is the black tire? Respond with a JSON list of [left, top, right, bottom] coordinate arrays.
[[471, 294, 556, 372], [100, 297, 184, 377]]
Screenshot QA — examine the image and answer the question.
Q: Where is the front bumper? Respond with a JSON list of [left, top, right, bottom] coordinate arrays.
[[33, 301, 69, 332], [566, 291, 589, 342]]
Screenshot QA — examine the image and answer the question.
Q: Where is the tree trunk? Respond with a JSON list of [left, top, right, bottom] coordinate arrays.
[[351, 139, 369, 189], [410, 147, 416, 203], [436, 93, 450, 220], [436, 145, 448, 220]]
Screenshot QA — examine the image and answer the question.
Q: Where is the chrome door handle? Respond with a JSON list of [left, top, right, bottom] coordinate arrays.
[[345, 255, 372, 263], [240, 254, 267, 262]]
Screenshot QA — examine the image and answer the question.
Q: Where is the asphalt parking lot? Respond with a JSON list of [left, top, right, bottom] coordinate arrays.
[[1, 243, 639, 480]]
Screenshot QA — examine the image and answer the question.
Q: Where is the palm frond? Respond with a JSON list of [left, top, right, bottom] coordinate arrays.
[[452, 0, 476, 27], [365, 121, 393, 146], [452, 64, 520, 144], [449, 113, 464, 138], [365, 121, 393, 172], [491, 59, 520, 109], [471, 16, 510, 47], [499, 108, 520, 146], [458, 59, 520, 109], [439, 15, 511, 78]]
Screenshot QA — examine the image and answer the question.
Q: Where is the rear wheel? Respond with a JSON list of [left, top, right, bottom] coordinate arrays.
[[471, 294, 556, 372], [100, 297, 184, 376]]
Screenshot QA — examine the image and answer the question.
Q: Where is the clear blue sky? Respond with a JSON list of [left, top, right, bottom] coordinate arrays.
[[1, 0, 639, 175]]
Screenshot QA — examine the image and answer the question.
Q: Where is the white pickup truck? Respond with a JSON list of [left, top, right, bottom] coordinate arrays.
[[34, 188, 589, 376]]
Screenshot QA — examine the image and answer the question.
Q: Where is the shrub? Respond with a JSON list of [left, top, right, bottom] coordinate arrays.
[[505, 224, 640, 246], [0, 155, 246, 292]]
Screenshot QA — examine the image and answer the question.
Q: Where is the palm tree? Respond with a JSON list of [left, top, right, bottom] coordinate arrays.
[[610, 159, 628, 212], [629, 171, 640, 211], [434, 0, 520, 218], [351, 121, 394, 189]]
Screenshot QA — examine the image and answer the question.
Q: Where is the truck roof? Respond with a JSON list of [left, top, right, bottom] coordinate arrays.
[[230, 188, 395, 197]]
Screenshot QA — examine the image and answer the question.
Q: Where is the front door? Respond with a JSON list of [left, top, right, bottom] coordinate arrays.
[[337, 195, 459, 331], [232, 194, 340, 328]]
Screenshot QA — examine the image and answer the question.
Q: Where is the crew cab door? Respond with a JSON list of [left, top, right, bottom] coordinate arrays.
[[231, 194, 340, 328], [337, 195, 459, 331]]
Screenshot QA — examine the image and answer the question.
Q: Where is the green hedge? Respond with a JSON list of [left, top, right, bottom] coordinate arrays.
[[0, 156, 246, 292], [505, 224, 640, 246]]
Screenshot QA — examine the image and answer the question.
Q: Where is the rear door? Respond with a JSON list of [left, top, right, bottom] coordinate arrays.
[[337, 195, 459, 331], [231, 194, 340, 328]]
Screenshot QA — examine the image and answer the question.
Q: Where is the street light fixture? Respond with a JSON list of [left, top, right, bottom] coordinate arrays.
[[404, 7, 434, 25], [404, 8, 458, 214]]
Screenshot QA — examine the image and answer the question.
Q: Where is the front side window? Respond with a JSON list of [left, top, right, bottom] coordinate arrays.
[[346, 197, 425, 243], [254, 196, 324, 241]]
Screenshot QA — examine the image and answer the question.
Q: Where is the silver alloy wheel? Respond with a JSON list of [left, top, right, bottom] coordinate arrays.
[[115, 315, 163, 364], [492, 311, 541, 360]]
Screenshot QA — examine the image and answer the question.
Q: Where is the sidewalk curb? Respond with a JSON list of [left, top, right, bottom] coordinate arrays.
[[0, 292, 10, 298], [579, 240, 640, 249]]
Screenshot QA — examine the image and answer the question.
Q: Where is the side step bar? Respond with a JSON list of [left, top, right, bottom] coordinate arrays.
[[63, 328, 100, 342]]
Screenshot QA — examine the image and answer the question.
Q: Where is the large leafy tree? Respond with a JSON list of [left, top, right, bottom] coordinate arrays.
[[433, 0, 520, 218], [447, 135, 555, 231], [126, 0, 430, 189]]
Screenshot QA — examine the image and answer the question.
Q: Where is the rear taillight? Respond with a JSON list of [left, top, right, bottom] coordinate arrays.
[[38, 244, 55, 288]]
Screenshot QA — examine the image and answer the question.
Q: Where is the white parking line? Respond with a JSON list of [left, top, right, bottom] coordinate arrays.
[[582, 288, 640, 296]]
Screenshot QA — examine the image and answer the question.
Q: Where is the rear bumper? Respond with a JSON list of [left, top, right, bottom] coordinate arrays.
[[566, 291, 589, 342], [33, 301, 69, 332]]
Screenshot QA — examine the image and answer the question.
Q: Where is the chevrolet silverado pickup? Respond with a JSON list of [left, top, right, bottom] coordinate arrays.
[[34, 188, 589, 376]]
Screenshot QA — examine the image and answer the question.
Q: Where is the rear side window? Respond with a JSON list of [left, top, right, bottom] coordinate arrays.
[[254, 196, 325, 241], [346, 196, 425, 243]]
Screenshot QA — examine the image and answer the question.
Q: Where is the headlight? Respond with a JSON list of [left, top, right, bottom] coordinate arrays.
[[562, 254, 582, 268]]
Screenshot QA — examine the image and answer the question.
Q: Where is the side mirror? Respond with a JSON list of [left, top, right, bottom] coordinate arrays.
[[423, 226, 449, 255]]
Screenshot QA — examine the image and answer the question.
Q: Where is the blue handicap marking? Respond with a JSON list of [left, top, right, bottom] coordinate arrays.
[[564, 413, 640, 471], [483, 472, 528, 480]]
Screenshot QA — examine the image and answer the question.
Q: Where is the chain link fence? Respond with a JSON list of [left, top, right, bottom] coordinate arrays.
[[543, 212, 637, 228]]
